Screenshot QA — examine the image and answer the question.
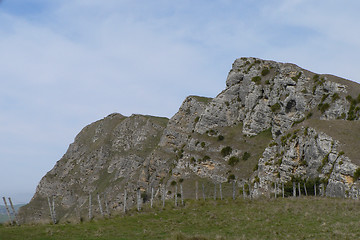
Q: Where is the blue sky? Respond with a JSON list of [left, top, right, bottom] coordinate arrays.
[[1, 0, 360, 204]]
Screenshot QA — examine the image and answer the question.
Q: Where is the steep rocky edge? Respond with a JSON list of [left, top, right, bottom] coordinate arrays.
[[19, 57, 360, 223]]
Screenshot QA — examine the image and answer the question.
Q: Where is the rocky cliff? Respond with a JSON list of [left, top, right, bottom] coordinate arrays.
[[19, 57, 360, 223]]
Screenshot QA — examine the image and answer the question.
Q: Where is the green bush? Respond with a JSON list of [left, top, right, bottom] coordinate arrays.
[[194, 116, 200, 123], [306, 112, 313, 119], [291, 72, 302, 82], [321, 154, 329, 168], [221, 146, 232, 157], [321, 94, 329, 103], [217, 135, 224, 141], [244, 183, 250, 195], [261, 68, 270, 76], [304, 127, 309, 136], [346, 95, 354, 102], [203, 155, 211, 161], [271, 103, 281, 112], [269, 142, 278, 147], [171, 181, 177, 186], [228, 156, 240, 167], [201, 142, 205, 148], [331, 93, 340, 102], [252, 76, 262, 85], [318, 103, 330, 113], [227, 174, 235, 182], [242, 152, 251, 161], [141, 192, 149, 202], [353, 168, 360, 181]]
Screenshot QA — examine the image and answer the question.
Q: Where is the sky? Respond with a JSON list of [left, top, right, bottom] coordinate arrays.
[[1, 0, 360, 204]]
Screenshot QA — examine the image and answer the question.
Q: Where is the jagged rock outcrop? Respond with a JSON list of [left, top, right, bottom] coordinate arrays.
[[252, 125, 359, 198], [19, 57, 360, 223], [19, 113, 169, 223]]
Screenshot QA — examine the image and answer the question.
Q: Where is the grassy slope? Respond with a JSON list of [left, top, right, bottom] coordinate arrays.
[[1, 198, 360, 240]]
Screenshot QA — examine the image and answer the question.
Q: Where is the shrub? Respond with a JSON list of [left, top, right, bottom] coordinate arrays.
[[252, 76, 262, 85], [221, 146, 232, 157], [337, 113, 346, 119], [253, 163, 259, 171], [203, 155, 211, 161], [299, 159, 307, 166], [291, 72, 301, 82], [227, 174, 235, 182], [261, 68, 270, 76], [321, 94, 329, 103], [200, 142, 205, 148], [228, 156, 240, 166], [217, 135, 224, 141], [242, 152, 251, 161], [244, 183, 250, 195], [301, 88, 308, 94], [292, 117, 305, 126], [269, 142, 278, 147], [306, 112, 313, 119], [318, 103, 330, 113], [346, 95, 354, 102], [313, 74, 320, 81], [353, 168, 360, 181], [171, 181, 177, 186], [322, 154, 329, 167], [141, 192, 149, 202], [331, 93, 340, 102], [194, 116, 200, 123], [304, 127, 309, 136], [271, 103, 281, 112]]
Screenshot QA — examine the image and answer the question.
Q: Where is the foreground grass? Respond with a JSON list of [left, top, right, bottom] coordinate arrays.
[[1, 197, 360, 239]]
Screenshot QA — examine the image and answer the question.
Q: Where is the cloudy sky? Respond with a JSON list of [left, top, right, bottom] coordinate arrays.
[[1, 0, 360, 203]]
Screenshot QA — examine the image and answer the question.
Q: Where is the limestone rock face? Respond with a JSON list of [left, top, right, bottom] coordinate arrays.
[[252, 126, 360, 198], [19, 57, 360, 223], [18, 113, 169, 223], [195, 57, 354, 137]]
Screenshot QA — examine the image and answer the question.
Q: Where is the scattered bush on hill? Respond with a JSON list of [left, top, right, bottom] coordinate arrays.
[[221, 146, 232, 157]]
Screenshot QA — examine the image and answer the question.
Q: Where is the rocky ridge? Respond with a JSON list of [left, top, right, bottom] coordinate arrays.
[[19, 57, 360, 223]]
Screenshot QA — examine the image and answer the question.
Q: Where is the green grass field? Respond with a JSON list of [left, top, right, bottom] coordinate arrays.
[[1, 197, 360, 240]]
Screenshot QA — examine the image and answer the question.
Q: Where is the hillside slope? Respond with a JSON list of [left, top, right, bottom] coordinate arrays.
[[18, 57, 360, 223]]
